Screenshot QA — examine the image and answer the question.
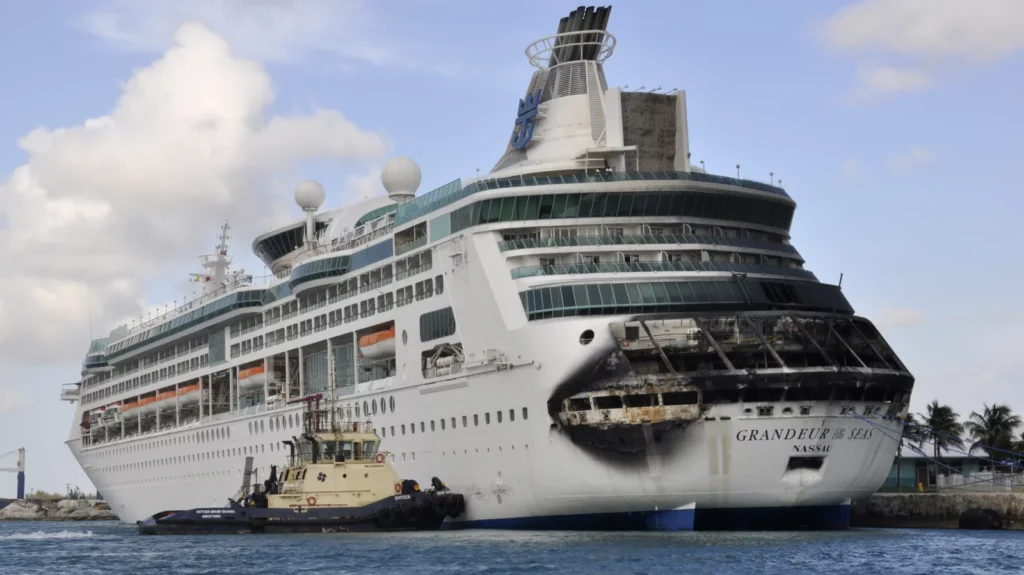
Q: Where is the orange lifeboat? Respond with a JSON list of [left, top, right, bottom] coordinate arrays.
[[122, 399, 140, 419], [238, 363, 266, 393], [154, 390, 177, 412], [138, 396, 158, 416], [177, 381, 202, 406], [358, 327, 396, 360]]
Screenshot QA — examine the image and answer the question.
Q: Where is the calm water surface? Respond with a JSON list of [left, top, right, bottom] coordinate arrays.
[[0, 521, 1019, 574]]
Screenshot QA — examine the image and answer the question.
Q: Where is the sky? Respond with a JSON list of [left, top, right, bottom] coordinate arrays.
[[0, 0, 1022, 497]]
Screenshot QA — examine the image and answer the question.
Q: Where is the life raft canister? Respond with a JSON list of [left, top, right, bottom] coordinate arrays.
[[376, 453, 386, 463], [306, 496, 317, 506], [394, 483, 402, 493]]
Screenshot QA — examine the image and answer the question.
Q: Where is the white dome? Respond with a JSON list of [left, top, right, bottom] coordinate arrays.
[[294, 180, 326, 211], [381, 157, 421, 199]]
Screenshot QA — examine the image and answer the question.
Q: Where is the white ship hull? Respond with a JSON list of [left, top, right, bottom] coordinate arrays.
[[70, 349, 902, 527]]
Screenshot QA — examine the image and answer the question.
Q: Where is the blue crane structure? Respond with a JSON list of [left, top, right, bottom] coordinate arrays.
[[0, 448, 25, 499]]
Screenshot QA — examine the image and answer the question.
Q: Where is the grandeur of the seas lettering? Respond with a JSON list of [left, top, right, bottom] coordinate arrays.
[[735, 427, 874, 442]]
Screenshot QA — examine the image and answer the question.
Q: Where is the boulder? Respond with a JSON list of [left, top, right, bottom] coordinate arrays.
[[0, 500, 46, 520]]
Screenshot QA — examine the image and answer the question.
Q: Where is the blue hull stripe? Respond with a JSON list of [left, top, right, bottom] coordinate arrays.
[[447, 504, 850, 531]]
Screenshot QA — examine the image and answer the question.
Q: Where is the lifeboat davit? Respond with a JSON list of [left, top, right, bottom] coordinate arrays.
[[238, 364, 266, 393], [177, 382, 201, 406], [122, 399, 140, 419], [359, 327, 396, 360]]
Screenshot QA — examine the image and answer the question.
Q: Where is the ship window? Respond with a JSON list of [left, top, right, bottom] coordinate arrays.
[[401, 424, 406, 435], [381, 427, 386, 437], [373, 401, 378, 416], [497, 411, 502, 423], [390, 426, 395, 436], [451, 417, 456, 429], [485, 413, 490, 425], [509, 409, 515, 422], [420, 422, 425, 432], [380, 397, 386, 414], [436, 275, 444, 295], [462, 415, 468, 427], [474, 414, 479, 426], [522, 407, 528, 420], [390, 396, 395, 412], [363, 401, 369, 416], [431, 420, 436, 431], [440, 419, 445, 430]]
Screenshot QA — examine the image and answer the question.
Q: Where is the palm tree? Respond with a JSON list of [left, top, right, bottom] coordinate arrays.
[[918, 400, 965, 458], [964, 403, 1022, 457]]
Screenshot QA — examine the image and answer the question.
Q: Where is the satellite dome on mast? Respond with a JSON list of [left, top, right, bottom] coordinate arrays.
[[295, 180, 326, 248], [294, 180, 326, 211], [381, 157, 421, 204]]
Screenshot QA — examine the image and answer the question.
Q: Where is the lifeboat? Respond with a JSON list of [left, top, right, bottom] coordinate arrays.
[[155, 390, 177, 412], [122, 399, 140, 419], [177, 382, 201, 406], [89, 406, 106, 422], [103, 403, 122, 428], [138, 396, 158, 416], [359, 327, 396, 360], [238, 364, 266, 393]]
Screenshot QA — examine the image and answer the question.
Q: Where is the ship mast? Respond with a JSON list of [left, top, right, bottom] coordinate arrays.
[[190, 221, 233, 295]]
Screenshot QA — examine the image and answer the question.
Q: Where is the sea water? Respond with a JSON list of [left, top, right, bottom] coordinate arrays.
[[0, 521, 1017, 574]]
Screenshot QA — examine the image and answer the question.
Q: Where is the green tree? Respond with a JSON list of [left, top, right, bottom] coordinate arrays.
[[964, 403, 1021, 457], [918, 400, 965, 458]]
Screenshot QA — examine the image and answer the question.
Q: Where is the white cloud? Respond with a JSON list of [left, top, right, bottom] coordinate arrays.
[[849, 64, 932, 101], [0, 22, 387, 366], [76, 0, 443, 72], [0, 389, 31, 412], [819, 0, 1024, 100], [886, 146, 935, 172], [344, 167, 385, 202]]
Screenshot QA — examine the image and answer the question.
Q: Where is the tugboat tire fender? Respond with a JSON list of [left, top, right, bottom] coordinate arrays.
[[307, 496, 317, 506], [395, 482, 402, 493], [376, 453, 386, 463], [376, 505, 394, 526]]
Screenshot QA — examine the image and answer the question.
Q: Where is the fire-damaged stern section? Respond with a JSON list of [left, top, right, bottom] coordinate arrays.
[[553, 314, 914, 454]]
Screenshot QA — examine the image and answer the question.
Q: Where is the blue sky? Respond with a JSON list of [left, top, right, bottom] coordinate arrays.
[[1, 0, 1022, 496]]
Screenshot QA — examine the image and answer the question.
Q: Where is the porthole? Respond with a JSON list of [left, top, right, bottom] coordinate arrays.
[[389, 396, 395, 412], [372, 400, 378, 416], [402, 330, 408, 345], [363, 401, 369, 417], [579, 330, 595, 345], [260, 420, 265, 433], [248, 422, 252, 434], [380, 397, 386, 414]]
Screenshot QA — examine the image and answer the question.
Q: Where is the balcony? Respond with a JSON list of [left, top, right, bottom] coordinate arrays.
[[511, 260, 817, 281]]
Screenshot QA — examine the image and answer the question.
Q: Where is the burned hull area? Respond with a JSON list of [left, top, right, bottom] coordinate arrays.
[[550, 312, 915, 454]]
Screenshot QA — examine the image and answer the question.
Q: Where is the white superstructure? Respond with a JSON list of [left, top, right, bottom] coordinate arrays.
[[61, 5, 914, 530]]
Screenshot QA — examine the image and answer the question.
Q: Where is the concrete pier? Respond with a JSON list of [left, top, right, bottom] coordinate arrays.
[[852, 493, 1024, 529]]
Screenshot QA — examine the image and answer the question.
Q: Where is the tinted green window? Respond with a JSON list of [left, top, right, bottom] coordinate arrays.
[[420, 307, 457, 342]]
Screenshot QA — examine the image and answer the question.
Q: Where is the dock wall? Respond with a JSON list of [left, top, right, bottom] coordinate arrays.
[[852, 493, 1024, 529]]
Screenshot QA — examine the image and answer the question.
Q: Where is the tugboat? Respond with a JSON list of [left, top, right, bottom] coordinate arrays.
[[139, 395, 464, 534]]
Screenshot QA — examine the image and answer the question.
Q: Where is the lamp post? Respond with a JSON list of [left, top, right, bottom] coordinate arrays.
[[700, 160, 705, 172], [736, 164, 740, 178], [770, 171, 774, 186]]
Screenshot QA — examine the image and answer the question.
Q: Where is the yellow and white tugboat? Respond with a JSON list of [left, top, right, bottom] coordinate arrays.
[[139, 396, 464, 534]]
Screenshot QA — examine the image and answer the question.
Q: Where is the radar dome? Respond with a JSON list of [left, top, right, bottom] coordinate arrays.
[[294, 180, 326, 211], [381, 157, 421, 203]]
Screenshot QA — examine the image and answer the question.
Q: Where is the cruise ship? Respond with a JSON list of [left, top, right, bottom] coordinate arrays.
[[61, 6, 915, 530]]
